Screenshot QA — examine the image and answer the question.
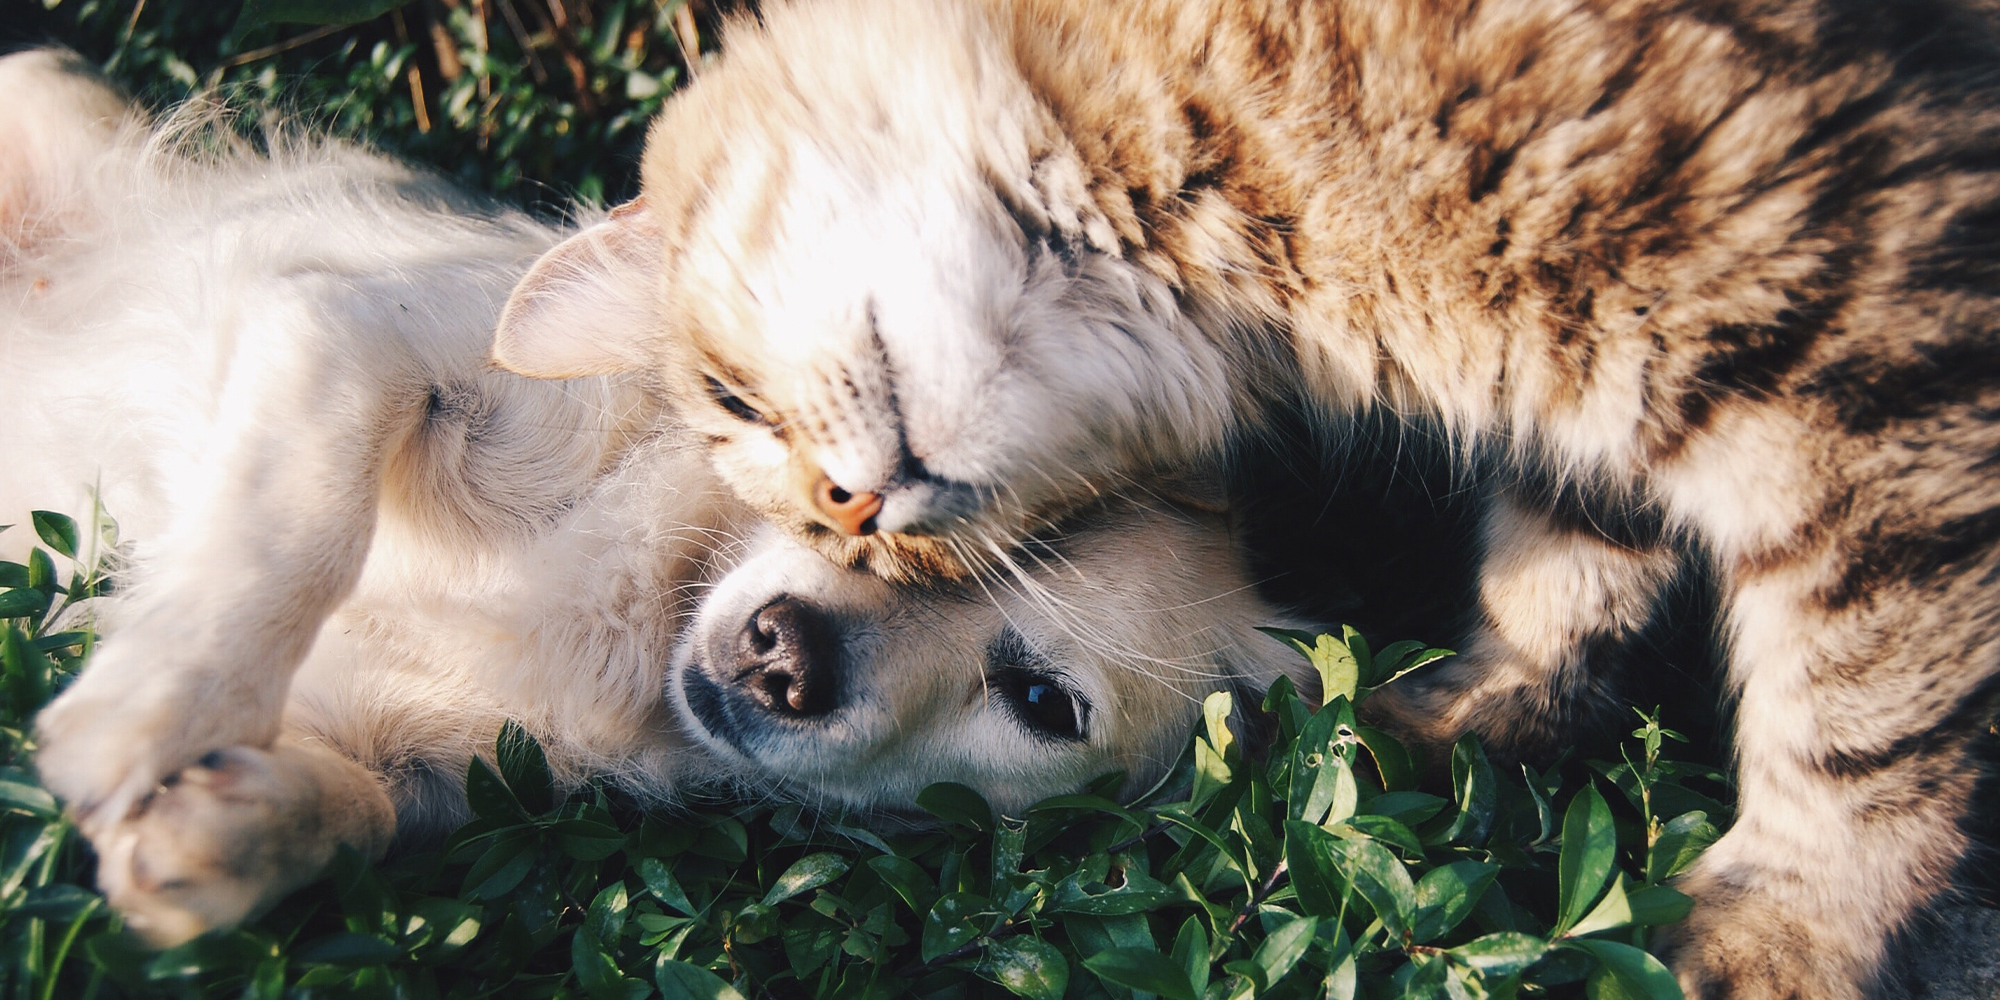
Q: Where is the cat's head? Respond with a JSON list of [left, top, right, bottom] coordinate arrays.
[[491, 0, 1238, 580]]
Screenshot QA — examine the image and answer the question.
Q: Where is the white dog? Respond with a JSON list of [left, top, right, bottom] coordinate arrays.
[[0, 51, 1319, 947]]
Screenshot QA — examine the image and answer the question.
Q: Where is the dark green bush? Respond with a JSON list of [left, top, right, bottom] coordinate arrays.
[[11, 0, 717, 206]]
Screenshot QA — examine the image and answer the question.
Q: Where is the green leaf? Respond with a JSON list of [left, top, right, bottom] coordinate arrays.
[[1051, 861, 1182, 915], [1083, 947, 1197, 1000], [1203, 689, 1238, 761], [640, 857, 700, 917], [867, 855, 939, 915], [585, 881, 632, 945], [1290, 704, 1344, 823], [1171, 915, 1211, 998], [406, 897, 481, 952], [1333, 832, 1417, 939], [1370, 790, 1451, 828], [30, 511, 77, 559], [0, 587, 49, 620], [1555, 785, 1617, 935], [0, 561, 26, 589], [1252, 912, 1317, 987], [1626, 884, 1695, 927], [572, 923, 645, 1000], [1410, 861, 1498, 943], [763, 852, 850, 906], [1564, 874, 1632, 938], [26, 549, 55, 592], [1567, 938, 1684, 1000], [1450, 931, 1550, 978], [1647, 811, 1720, 882], [1352, 724, 1417, 791], [656, 958, 748, 1000], [1339, 814, 1426, 858], [979, 936, 1069, 1000], [552, 817, 628, 861], [462, 833, 535, 899], [1368, 647, 1455, 692], [1259, 628, 1361, 703], [464, 755, 525, 822], [1283, 820, 1349, 917], [1314, 922, 1359, 1000], [916, 782, 992, 831], [496, 720, 554, 814], [921, 893, 991, 962], [1443, 736, 1498, 845], [0, 771, 57, 818], [293, 932, 401, 966]]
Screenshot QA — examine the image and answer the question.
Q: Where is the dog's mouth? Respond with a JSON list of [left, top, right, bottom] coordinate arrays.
[[677, 666, 753, 758]]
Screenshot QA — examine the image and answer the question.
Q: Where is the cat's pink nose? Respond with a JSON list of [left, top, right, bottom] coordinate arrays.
[[813, 476, 882, 536]]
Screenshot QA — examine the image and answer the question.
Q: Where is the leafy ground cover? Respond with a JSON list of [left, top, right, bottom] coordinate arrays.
[[0, 514, 1730, 999]]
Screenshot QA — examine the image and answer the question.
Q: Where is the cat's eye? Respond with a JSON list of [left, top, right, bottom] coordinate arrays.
[[704, 375, 769, 425], [988, 631, 1088, 741]]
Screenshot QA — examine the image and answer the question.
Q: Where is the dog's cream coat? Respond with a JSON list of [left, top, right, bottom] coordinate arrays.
[[1, 52, 1317, 946]]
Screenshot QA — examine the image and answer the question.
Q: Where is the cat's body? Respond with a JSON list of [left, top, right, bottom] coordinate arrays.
[[495, 1, 2000, 996]]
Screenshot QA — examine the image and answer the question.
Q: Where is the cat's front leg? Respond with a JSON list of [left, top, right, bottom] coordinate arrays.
[[90, 740, 395, 947], [34, 294, 425, 828], [1364, 488, 1680, 765], [1657, 534, 1994, 1000]]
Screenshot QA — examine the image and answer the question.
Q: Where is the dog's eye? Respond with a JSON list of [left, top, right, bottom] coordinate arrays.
[[988, 630, 1087, 741], [992, 668, 1088, 742], [704, 375, 769, 425], [1010, 673, 1085, 740]]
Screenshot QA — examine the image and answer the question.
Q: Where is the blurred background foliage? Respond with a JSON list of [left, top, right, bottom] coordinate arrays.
[[3, 0, 740, 210]]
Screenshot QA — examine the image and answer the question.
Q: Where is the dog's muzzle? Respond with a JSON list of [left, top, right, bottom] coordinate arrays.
[[680, 595, 845, 755]]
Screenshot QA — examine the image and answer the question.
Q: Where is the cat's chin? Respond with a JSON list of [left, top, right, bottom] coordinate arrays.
[[794, 522, 987, 583]]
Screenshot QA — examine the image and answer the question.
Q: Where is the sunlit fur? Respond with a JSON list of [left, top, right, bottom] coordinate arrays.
[[492, 2, 2000, 996], [2, 52, 1318, 948]]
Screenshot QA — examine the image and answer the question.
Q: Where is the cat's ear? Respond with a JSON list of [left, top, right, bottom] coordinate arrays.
[[493, 197, 665, 378]]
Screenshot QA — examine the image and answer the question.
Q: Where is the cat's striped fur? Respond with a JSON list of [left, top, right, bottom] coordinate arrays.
[[494, 1, 2000, 996]]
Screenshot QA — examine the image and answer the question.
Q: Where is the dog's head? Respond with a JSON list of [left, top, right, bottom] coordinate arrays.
[[667, 497, 1321, 817]]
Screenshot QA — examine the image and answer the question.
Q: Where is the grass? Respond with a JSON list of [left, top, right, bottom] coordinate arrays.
[[0, 512, 1731, 1000]]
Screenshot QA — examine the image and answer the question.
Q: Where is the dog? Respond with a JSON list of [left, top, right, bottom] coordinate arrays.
[[1, 50, 1320, 946]]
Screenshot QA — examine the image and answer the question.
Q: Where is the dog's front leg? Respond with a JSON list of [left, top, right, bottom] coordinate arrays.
[[35, 292, 425, 834], [91, 738, 396, 947]]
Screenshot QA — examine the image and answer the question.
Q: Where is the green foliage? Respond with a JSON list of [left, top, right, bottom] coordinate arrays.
[[22, 0, 705, 204], [0, 525, 1732, 1000]]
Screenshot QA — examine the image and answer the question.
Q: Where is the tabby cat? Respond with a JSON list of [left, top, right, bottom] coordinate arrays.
[[492, 1, 2000, 996]]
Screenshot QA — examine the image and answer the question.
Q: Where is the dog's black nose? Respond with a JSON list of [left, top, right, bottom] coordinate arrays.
[[732, 596, 840, 717]]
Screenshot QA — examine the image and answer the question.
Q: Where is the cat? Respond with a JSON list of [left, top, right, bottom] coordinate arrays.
[[489, 1, 2000, 997], [2, 49, 1318, 945]]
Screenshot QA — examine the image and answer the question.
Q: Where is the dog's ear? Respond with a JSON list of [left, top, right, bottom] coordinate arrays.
[[492, 198, 664, 378], [0, 49, 142, 263]]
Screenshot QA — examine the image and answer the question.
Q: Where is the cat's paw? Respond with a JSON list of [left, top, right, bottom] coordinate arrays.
[[34, 648, 283, 832], [1658, 875, 1870, 1000], [88, 746, 351, 947]]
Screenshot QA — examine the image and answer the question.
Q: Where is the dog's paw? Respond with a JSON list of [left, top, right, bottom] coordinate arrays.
[[89, 746, 356, 947], [34, 648, 285, 830]]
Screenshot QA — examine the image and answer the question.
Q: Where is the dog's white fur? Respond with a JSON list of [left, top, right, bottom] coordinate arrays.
[[0, 51, 1318, 947]]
